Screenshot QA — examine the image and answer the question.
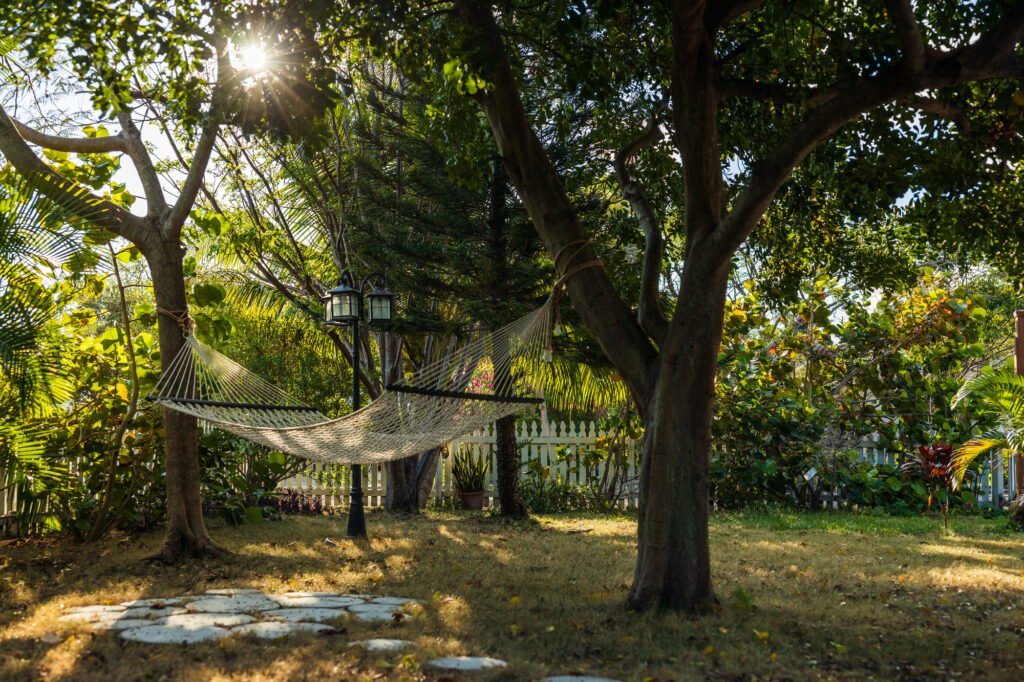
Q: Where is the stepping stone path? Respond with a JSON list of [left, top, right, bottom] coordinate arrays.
[[162, 613, 255, 628], [268, 608, 350, 623], [185, 594, 281, 613], [348, 602, 404, 623], [541, 677, 624, 682], [119, 597, 184, 608], [58, 589, 417, 644], [350, 638, 414, 653], [234, 621, 334, 639], [427, 656, 508, 672], [121, 624, 232, 644], [269, 594, 364, 608]]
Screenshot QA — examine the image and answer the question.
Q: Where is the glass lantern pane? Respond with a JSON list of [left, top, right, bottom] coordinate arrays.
[[370, 297, 389, 321]]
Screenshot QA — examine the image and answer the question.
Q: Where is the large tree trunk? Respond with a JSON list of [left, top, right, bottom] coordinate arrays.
[[148, 241, 222, 561], [417, 448, 441, 508], [385, 456, 419, 513], [495, 415, 527, 518], [486, 161, 529, 519], [628, 262, 727, 613]]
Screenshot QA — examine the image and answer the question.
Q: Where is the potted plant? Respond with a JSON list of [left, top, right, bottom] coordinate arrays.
[[452, 446, 489, 510]]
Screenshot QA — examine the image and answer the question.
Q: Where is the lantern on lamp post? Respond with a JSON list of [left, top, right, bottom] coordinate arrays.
[[322, 269, 394, 537]]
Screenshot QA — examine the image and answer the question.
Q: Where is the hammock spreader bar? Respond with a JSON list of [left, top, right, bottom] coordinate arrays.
[[385, 383, 544, 405], [144, 396, 323, 413]]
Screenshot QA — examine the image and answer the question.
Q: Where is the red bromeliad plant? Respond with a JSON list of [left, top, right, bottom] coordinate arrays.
[[899, 444, 956, 527]]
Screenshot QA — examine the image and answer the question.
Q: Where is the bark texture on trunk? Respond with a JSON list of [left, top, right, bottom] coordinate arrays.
[[149, 243, 222, 560], [628, 262, 728, 613], [385, 456, 419, 513], [487, 161, 529, 519], [495, 414, 527, 518], [417, 448, 441, 508]]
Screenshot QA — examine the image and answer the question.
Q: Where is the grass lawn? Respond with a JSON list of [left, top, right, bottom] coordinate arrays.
[[1, 510, 1022, 681]]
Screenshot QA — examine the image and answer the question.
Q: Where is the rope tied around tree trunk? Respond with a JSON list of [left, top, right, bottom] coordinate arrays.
[[157, 307, 195, 336], [545, 238, 603, 361]]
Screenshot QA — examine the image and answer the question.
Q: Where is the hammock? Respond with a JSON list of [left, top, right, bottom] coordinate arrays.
[[147, 303, 553, 465]]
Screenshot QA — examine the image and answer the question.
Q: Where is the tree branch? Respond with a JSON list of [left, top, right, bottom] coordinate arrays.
[[166, 45, 233, 236], [613, 102, 669, 345], [117, 110, 167, 219], [0, 103, 150, 248], [718, 77, 845, 108], [884, 0, 927, 75], [708, 3, 1024, 268], [705, 0, 765, 31], [9, 117, 129, 154], [453, 0, 657, 406], [898, 95, 971, 133]]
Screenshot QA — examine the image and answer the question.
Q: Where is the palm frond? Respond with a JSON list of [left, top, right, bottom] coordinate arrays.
[[952, 432, 1013, 486]]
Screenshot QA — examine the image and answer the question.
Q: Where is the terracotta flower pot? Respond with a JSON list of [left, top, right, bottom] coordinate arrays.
[[458, 490, 485, 510]]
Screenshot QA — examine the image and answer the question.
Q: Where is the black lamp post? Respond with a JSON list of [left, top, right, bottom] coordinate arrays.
[[323, 269, 394, 537]]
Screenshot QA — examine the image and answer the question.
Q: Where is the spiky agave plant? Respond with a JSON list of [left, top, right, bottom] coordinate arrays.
[[950, 366, 1024, 511]]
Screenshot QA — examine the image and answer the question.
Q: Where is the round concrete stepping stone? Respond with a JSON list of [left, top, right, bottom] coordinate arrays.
[[350, 639, 414, 653], [186, 594, 280, 613], [370, 596, 418, 606], [160, 613, 255, 628], [352, 609, 400, 623], [121, 606, 188, 620], [342, 593, 377, 600], [348, 603, 398, 613], [428, 656, 507, 671], [119, 597, 184, 608], [278, 591, 342, 597], [270, 595, 364, 608], [60, 611, 122, 624], [232, 621, 334, 639], [121, 624, 231, 644], [204, 588, 262, 596], [542, 677, 623, 682], [268, 608, 348, 623], [89, 618, 155, 631], [67, 604, 127, 614]]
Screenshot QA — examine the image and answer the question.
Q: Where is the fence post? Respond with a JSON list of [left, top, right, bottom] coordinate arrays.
[[1012, 310, 1024, 498]]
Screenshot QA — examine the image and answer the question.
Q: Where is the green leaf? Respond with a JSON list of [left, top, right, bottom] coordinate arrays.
[[244, 506, 264, 525], [191, 282, 227, 307]]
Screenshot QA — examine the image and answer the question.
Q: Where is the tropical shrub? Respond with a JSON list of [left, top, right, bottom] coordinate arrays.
[[899, 443, 957, 526], [198, 430, 305, 525]]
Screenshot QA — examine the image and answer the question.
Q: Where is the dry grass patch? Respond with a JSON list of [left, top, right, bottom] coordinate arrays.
[[1, 510, 1022, 681]]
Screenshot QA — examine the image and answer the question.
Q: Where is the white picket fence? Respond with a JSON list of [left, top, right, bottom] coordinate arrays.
[[278, 426, 1021, 511], [3, 425, 1020, 535], [277, 419, 643, 509]]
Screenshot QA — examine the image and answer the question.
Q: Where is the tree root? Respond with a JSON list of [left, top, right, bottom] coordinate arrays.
[[144, 528, 229, 565]]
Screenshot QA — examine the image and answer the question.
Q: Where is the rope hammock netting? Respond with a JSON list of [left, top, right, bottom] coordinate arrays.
[[148, 301, 555, 465]]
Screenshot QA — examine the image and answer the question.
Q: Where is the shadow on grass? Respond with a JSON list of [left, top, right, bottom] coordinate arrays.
[[1, 511, 1022, 681]]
